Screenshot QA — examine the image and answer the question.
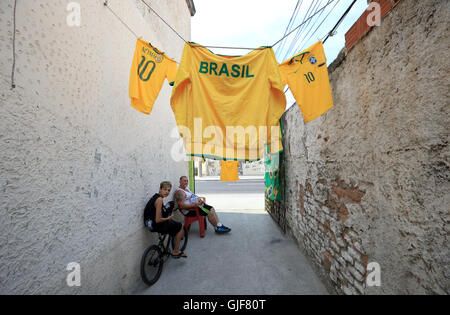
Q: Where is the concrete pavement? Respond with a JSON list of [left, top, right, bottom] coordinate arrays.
[[135, 179, 328, 295], [196, 178, 266, 211], [136, 211, 328, 295]]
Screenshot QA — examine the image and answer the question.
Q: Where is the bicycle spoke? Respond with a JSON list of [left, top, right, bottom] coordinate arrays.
[[141, 245, 164, 286]]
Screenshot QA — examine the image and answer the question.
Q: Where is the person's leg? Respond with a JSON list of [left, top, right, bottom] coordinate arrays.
[[172, 225, 183, 254], [202, 204, 231, 232], [206, 208, 219, 228], [200, 204, 218, 227], [170, 222, 187, 257]]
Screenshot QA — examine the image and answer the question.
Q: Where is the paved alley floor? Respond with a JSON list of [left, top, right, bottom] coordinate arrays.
[[136, 209, 328, 295]]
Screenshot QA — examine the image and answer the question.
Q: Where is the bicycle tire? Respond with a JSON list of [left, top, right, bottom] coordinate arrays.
[[140, 245, 164, 286], [172, 225, 189, 252]]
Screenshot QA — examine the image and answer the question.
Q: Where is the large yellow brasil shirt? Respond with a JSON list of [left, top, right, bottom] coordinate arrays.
[[279, 41, 334, 123], [171, 43, 286, 161], [129, 39, 178, 115]]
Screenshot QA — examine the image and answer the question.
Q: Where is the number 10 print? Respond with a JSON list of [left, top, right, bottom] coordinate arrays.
[[304, 72, 315, 84], [138, 56, 156, 82]]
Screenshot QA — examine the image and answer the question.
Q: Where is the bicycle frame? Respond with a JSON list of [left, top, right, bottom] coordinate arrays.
[[157, 233, 173, 260], [140, 226, 188, 286]]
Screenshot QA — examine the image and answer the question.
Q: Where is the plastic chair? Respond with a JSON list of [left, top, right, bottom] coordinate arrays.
[[183, 207, 207, 238]]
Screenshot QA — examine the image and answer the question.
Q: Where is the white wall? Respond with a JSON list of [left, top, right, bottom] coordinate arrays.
[[0, 0, 191, 294]]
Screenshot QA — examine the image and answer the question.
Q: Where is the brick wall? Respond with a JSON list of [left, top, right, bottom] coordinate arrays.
[[295, 178, 369, 294], [278, 0, 449, 295], [345, 0, 402, 50]]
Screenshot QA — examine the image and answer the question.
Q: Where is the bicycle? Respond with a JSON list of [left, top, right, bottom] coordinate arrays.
[[140, 225, 188, 286]]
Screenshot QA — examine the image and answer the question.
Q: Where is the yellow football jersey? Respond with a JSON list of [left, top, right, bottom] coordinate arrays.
[[171, 43, 286, 161], [220, 161, 240, 182], [129, 39, 178, 115], [279, 41, 334, 123]]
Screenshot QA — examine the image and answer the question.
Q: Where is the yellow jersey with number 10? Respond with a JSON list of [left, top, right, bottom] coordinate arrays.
[[129, 39, 178, 115], [279, 41, 334, 123]]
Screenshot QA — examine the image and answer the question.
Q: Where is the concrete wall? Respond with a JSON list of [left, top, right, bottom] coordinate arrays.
[[281, 0, 449, 294], [0, 0, 191, 294]]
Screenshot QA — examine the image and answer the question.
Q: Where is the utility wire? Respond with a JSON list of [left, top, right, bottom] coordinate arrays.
[[294, 0, 335, 53], [105, 1, 262, 51], [142, 0, 339, 51], [105, 0, 341, 54], [11, 0, 17, 89], [280, 0, 317, 61], [281, 0, 331, 61], [276, 0, 303, 57], [285, 0, 324, 60], [272, 0, 336, 48], [300, 0, 342, 51], [323, 0, 357, 43]]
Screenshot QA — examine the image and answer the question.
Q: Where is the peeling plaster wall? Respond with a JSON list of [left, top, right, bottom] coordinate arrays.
[[0, 0, 191, 294], [281, 0, 449, 294]]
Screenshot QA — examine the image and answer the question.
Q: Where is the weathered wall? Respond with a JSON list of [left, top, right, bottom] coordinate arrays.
[[281, 0, 449, 294], [0, 0, 191, 294]]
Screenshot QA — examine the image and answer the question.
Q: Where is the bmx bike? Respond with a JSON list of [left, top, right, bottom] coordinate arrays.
[[140, 225, 188, 286]]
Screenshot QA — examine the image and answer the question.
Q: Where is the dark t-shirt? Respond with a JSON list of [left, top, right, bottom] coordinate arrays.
[[143, 193, 175, 226]]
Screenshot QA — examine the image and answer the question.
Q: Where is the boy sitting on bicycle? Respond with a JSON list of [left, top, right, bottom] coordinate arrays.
[[144, 181, 187, 259]]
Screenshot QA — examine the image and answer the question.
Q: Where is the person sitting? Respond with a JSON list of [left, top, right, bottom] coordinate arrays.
[[143, 181, 187, 258], [174, 176, 231, 234]]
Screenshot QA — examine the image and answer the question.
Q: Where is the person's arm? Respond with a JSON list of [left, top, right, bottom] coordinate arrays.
[[174, 190, 200, 210], [155, 197, 173, 224]]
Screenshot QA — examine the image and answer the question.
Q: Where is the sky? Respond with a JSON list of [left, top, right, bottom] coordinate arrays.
[[191, 0, 369, 108]]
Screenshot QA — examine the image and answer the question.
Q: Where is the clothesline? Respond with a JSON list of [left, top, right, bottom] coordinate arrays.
[[9, 0, 359, 90], [103, 0, 339, 52]]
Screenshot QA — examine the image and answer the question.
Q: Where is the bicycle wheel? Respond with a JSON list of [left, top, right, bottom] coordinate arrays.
[[172, 225, 189, 252], [140, 245, 164, 286]]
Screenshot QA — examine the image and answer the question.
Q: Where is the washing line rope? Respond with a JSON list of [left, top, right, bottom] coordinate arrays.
[[104, 0, 338, 51], [138, 0, 188, 44], [104, 1, 140, 38]]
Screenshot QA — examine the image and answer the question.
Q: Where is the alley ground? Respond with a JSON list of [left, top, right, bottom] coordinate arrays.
[[135, 177, 328, 295]]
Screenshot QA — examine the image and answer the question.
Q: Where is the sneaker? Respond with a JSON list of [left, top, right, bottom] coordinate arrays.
[[215, 226, 231, 233], [221, 225, 231, 231]]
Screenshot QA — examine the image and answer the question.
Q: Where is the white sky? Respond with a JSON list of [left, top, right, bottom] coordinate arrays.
[[191, 0, 369, 108]]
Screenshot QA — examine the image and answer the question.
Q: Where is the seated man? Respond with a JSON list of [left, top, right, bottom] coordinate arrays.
[[144, 181, 187, 258], [175, 176, 231, 234]]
